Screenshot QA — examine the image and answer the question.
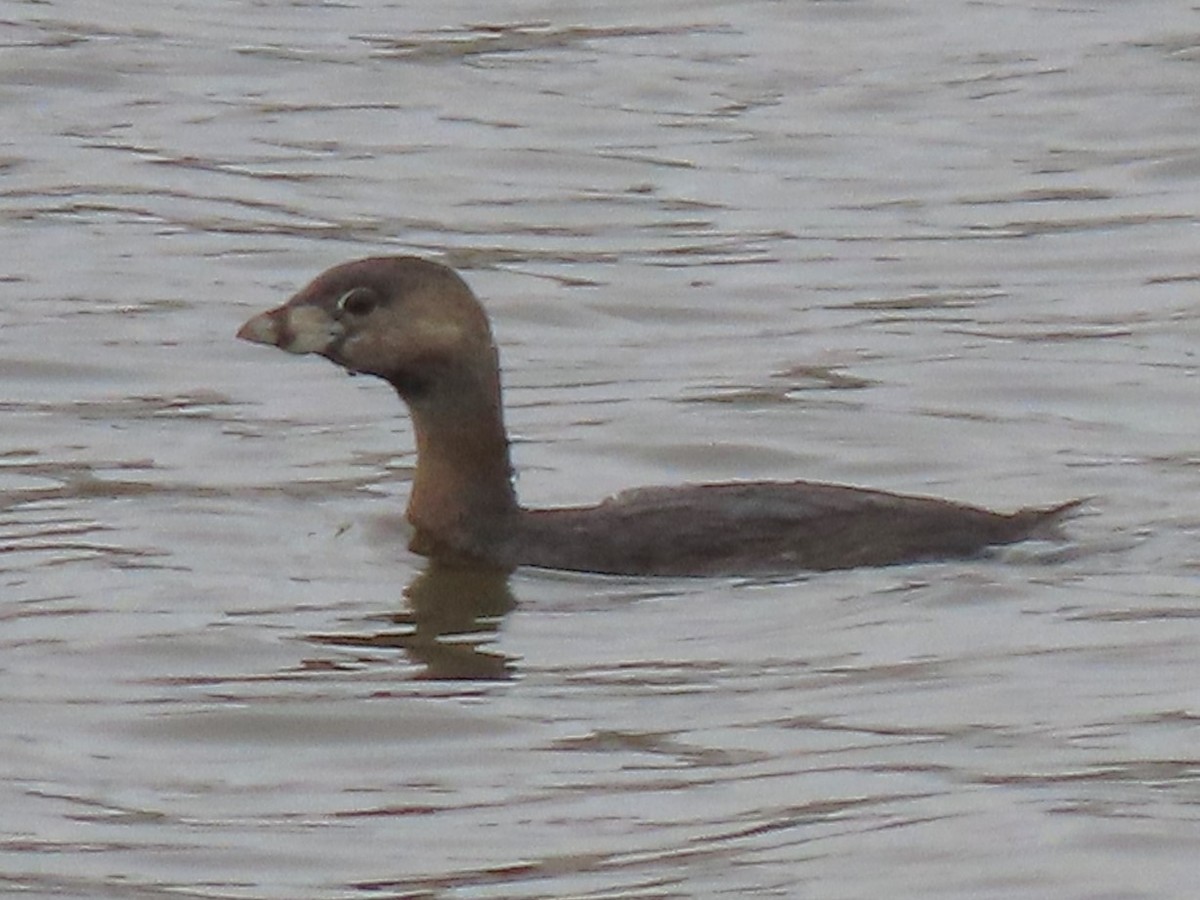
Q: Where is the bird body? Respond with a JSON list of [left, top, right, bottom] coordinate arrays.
[[238, 256, 1079, 576]]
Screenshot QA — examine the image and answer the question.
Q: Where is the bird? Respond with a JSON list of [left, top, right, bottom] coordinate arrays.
[[237, 256, 1080, 577]]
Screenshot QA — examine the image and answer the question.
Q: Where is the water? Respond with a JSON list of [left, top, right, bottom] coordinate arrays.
[[3, 1, 1199, 897]]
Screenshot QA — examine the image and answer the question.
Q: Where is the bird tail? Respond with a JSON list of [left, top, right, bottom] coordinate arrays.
[[1022, 497, 1090, 540]]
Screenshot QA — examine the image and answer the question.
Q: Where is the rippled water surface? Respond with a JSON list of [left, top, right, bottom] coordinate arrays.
[[4, 2, 1200, 898]]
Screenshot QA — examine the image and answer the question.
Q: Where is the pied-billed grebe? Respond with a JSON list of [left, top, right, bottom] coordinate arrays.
[[237, 256, 1079, 576]]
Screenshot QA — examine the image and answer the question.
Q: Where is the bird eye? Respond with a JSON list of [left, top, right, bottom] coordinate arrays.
[[336, 287, 378, 317]]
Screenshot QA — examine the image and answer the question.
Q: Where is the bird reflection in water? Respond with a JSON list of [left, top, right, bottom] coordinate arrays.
[[306, 566, 517, 681]]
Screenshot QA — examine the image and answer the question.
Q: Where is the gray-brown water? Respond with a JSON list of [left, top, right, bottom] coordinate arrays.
[[4, 2, 1200, 898]]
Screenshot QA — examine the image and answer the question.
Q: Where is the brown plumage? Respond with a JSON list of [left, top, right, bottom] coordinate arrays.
[[238, 256, 1080, 576]]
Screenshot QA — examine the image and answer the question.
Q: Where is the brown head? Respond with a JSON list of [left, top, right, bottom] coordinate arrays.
[[237, 256, 500, 403]]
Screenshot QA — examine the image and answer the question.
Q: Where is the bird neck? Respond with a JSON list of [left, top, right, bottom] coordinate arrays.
[[397, 369, 520, 561]]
